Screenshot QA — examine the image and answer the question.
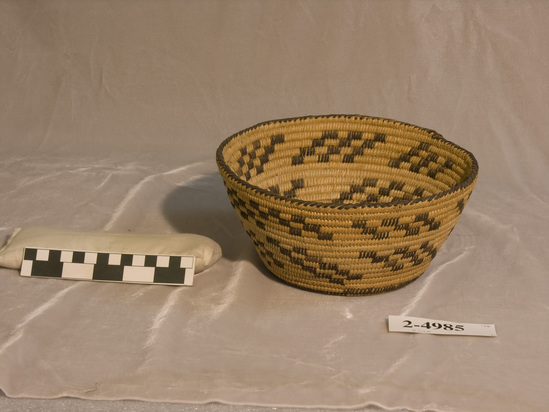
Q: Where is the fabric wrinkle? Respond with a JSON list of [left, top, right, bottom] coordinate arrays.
[[205, 260, 243, 321], [0, 283, 78, 355]]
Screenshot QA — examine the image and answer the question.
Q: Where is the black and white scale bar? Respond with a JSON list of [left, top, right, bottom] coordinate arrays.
[[20, 248, 194, 286]]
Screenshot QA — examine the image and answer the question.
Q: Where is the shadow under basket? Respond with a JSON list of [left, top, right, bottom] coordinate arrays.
[[216, 115, 478, 296]]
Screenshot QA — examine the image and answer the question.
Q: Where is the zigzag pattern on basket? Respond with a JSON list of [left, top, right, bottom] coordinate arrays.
[[225, 185, 443, 288], [235, 133, 285, 181], [290, 130, 387, 166]]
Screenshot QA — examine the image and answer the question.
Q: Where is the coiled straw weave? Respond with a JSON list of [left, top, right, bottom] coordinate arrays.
[[216, 115, 478, 296]]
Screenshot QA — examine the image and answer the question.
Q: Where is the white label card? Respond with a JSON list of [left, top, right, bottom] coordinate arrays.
[[388, 315, 497, 337]]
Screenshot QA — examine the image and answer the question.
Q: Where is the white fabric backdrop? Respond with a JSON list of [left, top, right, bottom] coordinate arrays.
[[1, 1, 548, 411]]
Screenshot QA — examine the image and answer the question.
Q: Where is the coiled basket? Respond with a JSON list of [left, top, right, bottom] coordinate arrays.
[[216, 115, 478, 296]]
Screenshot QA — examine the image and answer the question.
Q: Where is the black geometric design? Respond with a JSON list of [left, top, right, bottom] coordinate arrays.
[[20, 248, 194, 285], [291, 130, 386, 168], [388, 140, 453, 182], [358, 241, 438, 271], [93, 252, 124, 281], [255, 239, 361, 286], [283, 178, 305, 198], [414, 212, 442, 231], [227, 188, 334, 242], [23, 248, 63, 278], [336, 176, 424, 204], [253, 226, 440, 288], [350, 210, 442, 240], [231, 174, 445, 288], [153, 256, 190, 284], [235, 133, 285, 180]]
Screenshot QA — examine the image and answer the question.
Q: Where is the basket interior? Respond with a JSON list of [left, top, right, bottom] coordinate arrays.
[[221, 117, 474, 205]]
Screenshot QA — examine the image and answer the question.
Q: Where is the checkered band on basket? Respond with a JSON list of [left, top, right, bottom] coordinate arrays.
[[216, 115, 478, 296]]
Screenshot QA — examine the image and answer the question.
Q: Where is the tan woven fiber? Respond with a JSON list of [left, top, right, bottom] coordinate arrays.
[[216, 115, 478, 296]]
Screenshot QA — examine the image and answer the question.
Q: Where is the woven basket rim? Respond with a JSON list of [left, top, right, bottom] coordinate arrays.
[[216, 114, 479, 210]]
